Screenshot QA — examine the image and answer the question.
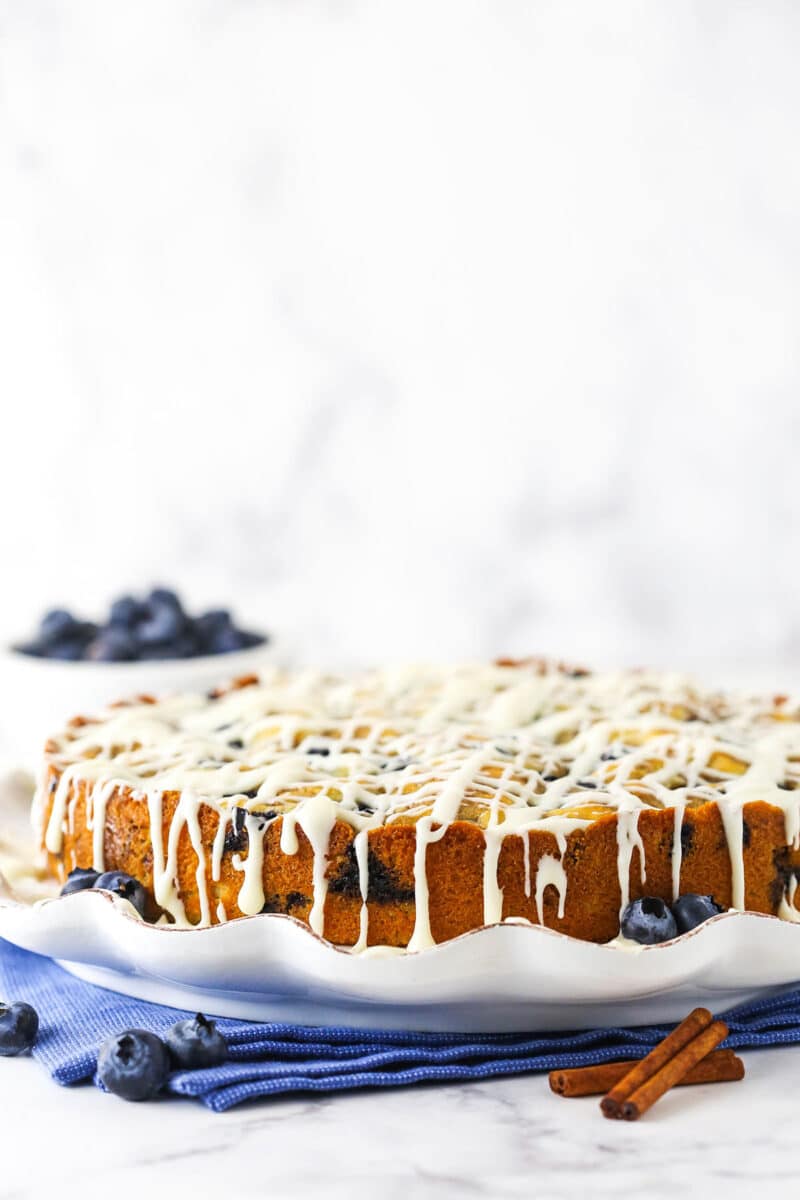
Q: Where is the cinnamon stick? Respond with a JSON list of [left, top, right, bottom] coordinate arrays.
[[600, 1006, 714, 1118], [619, 1020, 729, 1120], [550, 1049, 743, 1098]]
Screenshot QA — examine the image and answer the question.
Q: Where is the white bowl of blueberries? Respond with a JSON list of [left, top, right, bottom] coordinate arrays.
[[3, 587, 277, 767]]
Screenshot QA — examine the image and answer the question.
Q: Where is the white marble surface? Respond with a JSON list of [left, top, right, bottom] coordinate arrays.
[[1, 1, 800, 677], [0, 1042, 796, 1199], [3, 2, 800, 1193]]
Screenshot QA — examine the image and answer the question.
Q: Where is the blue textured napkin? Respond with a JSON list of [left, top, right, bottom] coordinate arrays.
[[2, 938, 800, 1112]]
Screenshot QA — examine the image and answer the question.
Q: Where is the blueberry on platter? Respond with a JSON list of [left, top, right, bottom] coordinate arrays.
[[165, 1014, 227, 1070], [671, 893, 724, 933], [59, 867, 100, 896], [620, 893, 725, 944], [12, 587, 268, 662], [619, 897, 678, 945], [0, 1001, 39, 1056], [93, 871, 148, 919], [97, 1030, 170, 1101]]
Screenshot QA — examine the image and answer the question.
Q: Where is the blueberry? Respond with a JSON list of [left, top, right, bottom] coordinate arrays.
[[39, 609, 77, 644], [136, 642, 182, 660], [46, 639, 86, 661], [164, 1013, 227, 1070], [209, 627, 249, 654], [137, 633, 198, 660], [0, 1001, 39, 1056], [109, 595, 145, 629], [238, 630, 266, 648], [42, 621, 98, 660], [94, 872, 148, 919], [620, 897, 678, 945], [136, 604, 185, 646], [86, 630, 138, 662], [14, 641, 45, 657], [60, 867, 100, 896], [148, 587, 183, 612], [97, 1029, 170, 1101], [671, 893, 724, 934], [170, 630, 202, 658], [194, 609, 232, 638]]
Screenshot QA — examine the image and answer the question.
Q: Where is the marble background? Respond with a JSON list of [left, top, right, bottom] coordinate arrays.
[[2, 9, 800, 1190], [2, 1, 800, 682]]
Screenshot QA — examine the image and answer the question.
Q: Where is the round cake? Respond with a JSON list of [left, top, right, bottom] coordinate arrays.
[[33, 660, 800, 947]]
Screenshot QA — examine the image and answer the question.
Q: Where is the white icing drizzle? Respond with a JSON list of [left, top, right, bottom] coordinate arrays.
[[353, 828, 370, 952], [237, 812, 267, 917], [407, 817, 448, 952], [33, 661, 800, 945], [279, 793, 338, 935], [671, 800, 686, 901], [482, 826, 505, 926], [615, 803, 646, 917], [522, 833, 531, 899], [779, 874, 800, 922], [86, 779, 117, 872], [535, 853, 568, 925]]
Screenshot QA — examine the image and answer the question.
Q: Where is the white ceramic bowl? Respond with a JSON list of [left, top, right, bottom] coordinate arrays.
[[1, 641, 282, 769]]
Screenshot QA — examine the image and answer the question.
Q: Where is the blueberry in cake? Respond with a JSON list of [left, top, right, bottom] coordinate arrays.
[[34, 659, 800, 948]]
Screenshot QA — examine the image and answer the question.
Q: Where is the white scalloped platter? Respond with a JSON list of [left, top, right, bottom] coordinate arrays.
[[2, 883, 800, 1030]]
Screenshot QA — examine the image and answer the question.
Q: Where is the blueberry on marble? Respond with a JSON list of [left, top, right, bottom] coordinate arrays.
[[671, 893, 724, 934], [60, 867, 100, 896], [94, 871, 148, 919], [0, 1001, 39, 1057], [164, 1013, 227, 1070], [97, 1030, 170, 1101], [620, 897, 678, 945]]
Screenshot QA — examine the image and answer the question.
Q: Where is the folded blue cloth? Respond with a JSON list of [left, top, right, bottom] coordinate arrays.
[[2, 938, 800, 1112]]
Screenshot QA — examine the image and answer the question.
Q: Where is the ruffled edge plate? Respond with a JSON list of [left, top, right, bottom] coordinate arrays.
[[2, 880, 800, 1030]]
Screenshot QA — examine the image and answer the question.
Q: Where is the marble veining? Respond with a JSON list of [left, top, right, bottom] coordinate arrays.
[[0, 1044, 797, 1198]]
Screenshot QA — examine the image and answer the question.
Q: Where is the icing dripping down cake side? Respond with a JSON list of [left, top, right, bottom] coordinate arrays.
[[33, 662, 800, 947]]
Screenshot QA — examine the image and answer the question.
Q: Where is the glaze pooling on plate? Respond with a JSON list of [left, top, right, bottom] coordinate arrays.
[[33, 660, 800, 946]]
